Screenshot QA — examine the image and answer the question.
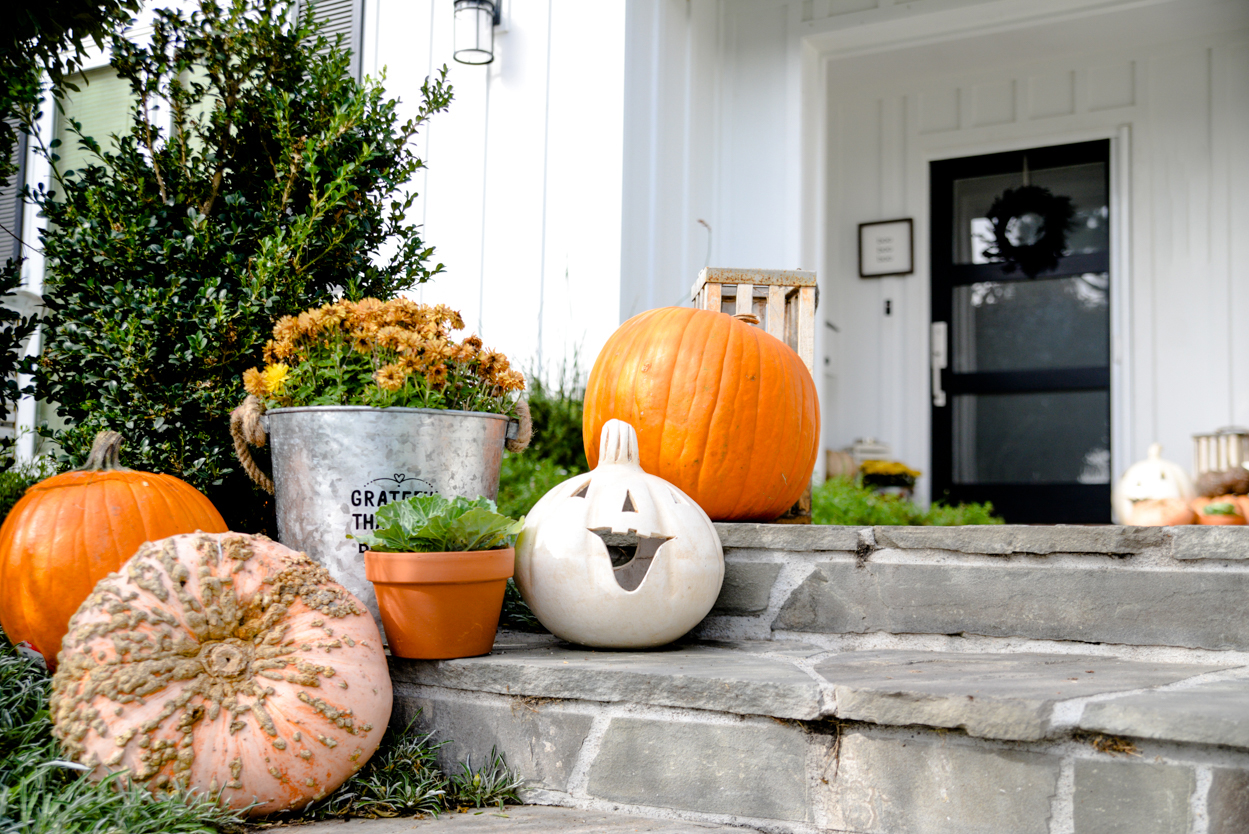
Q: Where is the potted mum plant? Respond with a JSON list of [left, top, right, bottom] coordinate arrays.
[[355, 494, 523, 659], [232, 297, 530, 626], [859, 459, 922, 499]]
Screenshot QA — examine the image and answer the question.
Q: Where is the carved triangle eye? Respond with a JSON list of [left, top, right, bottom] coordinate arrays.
[[572, 481, 589, 498], [622, 491, 636, 512]]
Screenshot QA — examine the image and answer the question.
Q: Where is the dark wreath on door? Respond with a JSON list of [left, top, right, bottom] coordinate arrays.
[[930, 140, 1111, 524]]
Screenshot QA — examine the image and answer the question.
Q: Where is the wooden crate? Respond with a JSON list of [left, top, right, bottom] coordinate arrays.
[[691, 267, 817, 376], [690, 267, 818, 522]]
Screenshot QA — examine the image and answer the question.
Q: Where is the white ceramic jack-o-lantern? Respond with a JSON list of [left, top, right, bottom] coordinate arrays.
[[1112, 443, 1196, 524], [514, 419, 724, 648]]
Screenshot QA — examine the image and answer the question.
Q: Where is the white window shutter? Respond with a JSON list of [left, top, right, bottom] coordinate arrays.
[[0, 116, 25, 266], [302, 0, 364, 81], [54, 68, 135, 181]]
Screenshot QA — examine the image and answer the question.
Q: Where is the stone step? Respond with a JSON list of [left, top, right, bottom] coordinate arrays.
[[391, 636, 1249, 834], [281, 805, 758, 832], [704, 524, 1249, 654]]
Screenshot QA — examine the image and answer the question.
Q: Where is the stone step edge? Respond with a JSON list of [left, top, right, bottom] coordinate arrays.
[[388, 636, 1249, 751], [715, 522, 1249, 560]]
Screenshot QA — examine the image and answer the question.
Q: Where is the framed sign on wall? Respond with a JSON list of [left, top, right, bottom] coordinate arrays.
[[859, 218, 914, 278]]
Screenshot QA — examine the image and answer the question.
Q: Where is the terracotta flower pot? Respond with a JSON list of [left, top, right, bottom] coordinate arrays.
[[363, 548, 514, 659]]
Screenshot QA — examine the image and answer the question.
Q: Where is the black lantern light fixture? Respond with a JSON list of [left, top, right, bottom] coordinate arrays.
[[453, 0, 500, 65]]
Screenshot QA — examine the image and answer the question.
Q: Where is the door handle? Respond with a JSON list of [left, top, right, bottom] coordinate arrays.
[[931, 321, 948, 407]]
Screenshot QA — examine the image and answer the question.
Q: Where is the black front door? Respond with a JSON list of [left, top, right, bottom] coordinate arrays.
[[930, 140, 1111, 524]]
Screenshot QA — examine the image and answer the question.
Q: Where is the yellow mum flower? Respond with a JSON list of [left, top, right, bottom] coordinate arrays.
[[262, 363, 290, 395], [242, 367, 266, 398], [375, 363, 408, 392]]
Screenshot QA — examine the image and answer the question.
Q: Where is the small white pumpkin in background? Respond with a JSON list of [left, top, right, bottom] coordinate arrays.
[[515, 419, 724, 648], [1112, 443, 1196, 525]]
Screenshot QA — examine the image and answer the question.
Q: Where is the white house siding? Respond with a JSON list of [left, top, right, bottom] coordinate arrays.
[[363, 0, 626, 379], [620, 0, 1249, 505]]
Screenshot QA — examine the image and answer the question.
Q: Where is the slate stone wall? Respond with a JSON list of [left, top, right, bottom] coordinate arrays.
[[393, 681, 1249, 834], [384, 524, 1249, 832], [698, 524, 1249, 654]]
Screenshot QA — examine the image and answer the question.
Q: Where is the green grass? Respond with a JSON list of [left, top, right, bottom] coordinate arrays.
[[0, 629, 522, 831], [812, 476, 1002, 526], [300, 721, 521, 820], [0, 636, 245, 834]]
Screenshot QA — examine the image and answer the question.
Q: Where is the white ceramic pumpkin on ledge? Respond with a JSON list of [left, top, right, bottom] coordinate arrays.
[[1112, 443, 1196, 524], [514, 419, 724, 648]]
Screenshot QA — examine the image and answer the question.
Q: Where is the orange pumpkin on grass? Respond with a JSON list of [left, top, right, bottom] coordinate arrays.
[[0, 431, 227, 666], [583, 307, 819, 522]]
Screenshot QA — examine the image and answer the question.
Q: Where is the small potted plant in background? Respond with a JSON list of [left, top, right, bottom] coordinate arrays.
[[859, 459, 922, 499], [354, 494, 523, 659]]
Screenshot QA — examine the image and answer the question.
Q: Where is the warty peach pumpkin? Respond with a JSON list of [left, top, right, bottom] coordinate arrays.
[[50, 532, 391, 816]]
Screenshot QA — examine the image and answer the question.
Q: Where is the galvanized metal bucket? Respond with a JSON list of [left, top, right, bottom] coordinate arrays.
[[267, 406, 511, 625]]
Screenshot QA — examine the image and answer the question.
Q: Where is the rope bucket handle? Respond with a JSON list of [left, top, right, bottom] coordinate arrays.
[[230, 396, 533, 496], [230, 395, 274, 495], [506, 398, 533, 453]]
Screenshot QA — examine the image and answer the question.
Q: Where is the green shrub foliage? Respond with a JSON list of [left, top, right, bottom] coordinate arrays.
[[495, 358, 588, 520], [812, 476, 1002, 526], [31, 0, 452, 532]]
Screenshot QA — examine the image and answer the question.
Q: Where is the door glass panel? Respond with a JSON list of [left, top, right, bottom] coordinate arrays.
[[952, 162, 1108, 266], [951, 273, 1109, 373], [1030, 163, 1109, 256], [952, 390, 1110, 484]]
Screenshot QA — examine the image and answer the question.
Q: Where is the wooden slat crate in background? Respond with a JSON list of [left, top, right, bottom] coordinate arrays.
[[690, 267, 818, 523]]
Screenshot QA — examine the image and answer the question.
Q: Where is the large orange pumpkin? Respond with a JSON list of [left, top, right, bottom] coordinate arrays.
[[583, 307, 819, 521], [0, 431, 227, 666]]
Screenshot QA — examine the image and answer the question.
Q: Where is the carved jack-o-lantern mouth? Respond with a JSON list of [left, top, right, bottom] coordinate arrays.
[[590, 529, 672, 592]]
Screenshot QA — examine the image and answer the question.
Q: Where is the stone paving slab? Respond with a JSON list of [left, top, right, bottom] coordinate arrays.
[[1080, 679, 1249, 748], [392, 637, 1245, 745], [257, 806, 758, 832], [1170, 526, 1249, 560], [1073, 760, 1196, 834], [820, 731, 1061, 834], [586, 717, 819, 822], [389, 637, 827, 720], [773, 562, 1249, 650], [713, 523, 860, 551], [712, 562, 782, 614], [711, 522, 1249, 560], [813, 651, 1226, 741], [392, 692, 594, 793], [871, 524, 1166, 555]]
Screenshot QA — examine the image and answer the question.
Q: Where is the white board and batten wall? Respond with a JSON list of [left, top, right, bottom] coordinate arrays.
[[620, 0, 1249, 505], [362, 0, 626, 382]]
